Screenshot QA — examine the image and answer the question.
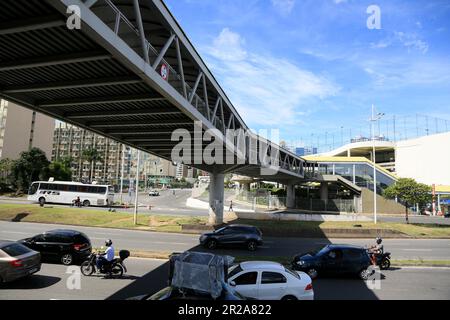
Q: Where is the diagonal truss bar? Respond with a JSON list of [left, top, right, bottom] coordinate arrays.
[[175, 37, 187, 99], [152, 33, 176, 69], [188, 72, 203, 104]]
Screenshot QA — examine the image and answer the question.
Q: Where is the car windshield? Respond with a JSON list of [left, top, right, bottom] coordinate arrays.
[[1, 243, 32, 257], [215, 226, 227, 233]]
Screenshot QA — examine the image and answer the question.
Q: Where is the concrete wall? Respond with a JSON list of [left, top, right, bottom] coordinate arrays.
[[1, 102, 54, 160], [361, 188, 411, 215], [395, 132, 450, 186]]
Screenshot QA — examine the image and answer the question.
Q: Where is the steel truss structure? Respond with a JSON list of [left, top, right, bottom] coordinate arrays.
[[0, 0, 305, 181]]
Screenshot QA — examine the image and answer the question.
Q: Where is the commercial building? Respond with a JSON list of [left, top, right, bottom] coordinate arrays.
[[0, 99, 54, 160]]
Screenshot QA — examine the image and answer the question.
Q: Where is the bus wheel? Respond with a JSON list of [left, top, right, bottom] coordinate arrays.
[[83, 200, 90, 207], [38, 197, 46, 206]]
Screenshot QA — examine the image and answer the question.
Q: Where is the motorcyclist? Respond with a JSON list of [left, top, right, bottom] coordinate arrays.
[[368, 237, 384, 265], [96, 239, 115, 272]]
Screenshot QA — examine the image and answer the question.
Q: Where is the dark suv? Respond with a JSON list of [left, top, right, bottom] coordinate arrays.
[[199, 225, 263, 251], [291, 244, 372, 280], [20, 230, 92, 265]]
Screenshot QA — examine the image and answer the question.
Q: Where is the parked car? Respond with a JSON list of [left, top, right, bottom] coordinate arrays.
[[148, 190, 160, 196], [291, 244, 373, 280], [199, 225, 263, 251], [227, 261, 313, 300], [129, 282, 249, 300], [20, 229, 92, 265], [0, 240, 41, 283]]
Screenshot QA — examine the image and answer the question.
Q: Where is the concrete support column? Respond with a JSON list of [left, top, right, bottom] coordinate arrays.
[[286, 183, 296, 209], [242, 183, 250, 192], [209, 173, 224, 225], [320, 182, 329, 207]]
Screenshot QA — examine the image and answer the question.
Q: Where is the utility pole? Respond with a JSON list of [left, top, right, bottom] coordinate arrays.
[[119, 144, 125, 203], [370, 105, 384, 224], [134, 150, 141, 225]]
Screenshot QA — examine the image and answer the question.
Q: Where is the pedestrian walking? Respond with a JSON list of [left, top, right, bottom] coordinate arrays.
[[229, 200, 234, 212]]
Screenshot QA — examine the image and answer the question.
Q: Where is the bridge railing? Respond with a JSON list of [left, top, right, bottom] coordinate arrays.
[[100, 0, 218, 128]]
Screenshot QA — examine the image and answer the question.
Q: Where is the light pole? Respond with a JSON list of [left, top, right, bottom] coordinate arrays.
[[119, 144, 125, 204], [370, 104, 384, 224], [134, 150, 141, 225]]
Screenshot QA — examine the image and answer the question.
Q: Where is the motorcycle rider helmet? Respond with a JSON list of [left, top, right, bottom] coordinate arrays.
[[105, 239, 113, 247], [376, 237, 382, 244]]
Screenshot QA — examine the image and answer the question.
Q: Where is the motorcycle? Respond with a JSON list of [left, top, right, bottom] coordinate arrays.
[[80, 250, 130, 278], [366, 249, 391, 270]]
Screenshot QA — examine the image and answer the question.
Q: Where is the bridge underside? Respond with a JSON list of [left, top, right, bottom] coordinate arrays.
[[0, 0, 305, 183]]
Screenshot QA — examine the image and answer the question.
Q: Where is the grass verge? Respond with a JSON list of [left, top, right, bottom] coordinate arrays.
[[0, 204, 449, 238]]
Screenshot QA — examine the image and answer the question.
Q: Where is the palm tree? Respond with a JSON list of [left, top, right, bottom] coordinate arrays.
[[82, 147, 103, 183]]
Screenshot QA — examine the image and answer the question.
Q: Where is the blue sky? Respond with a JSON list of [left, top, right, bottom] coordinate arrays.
[[164, 0, 450, 148]]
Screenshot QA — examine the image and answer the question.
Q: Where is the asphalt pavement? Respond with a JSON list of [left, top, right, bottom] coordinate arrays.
[[1, 221, 449, 260], [0, 258, 449, 300]]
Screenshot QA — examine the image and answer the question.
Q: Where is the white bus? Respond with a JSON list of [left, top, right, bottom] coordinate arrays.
[[27, 181, 114, 207]]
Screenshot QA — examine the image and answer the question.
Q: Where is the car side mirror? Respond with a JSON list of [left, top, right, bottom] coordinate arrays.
[[230, 281, 236, 287]]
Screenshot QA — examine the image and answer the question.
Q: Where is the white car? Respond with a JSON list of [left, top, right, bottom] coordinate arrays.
[[227, 261, 314, 300]]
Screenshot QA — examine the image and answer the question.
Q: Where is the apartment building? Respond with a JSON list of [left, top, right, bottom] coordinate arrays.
[[0, 99, 54, 160], [52, 123, 177, 186]]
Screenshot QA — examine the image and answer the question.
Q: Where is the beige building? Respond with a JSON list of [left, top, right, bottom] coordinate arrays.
[[52, 123, 177, 186], [0, 99, 54, 160]]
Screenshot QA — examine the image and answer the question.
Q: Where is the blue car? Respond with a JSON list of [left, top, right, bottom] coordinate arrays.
[[291, 244, 373, 280]]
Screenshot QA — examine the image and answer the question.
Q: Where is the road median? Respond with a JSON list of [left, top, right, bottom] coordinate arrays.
[[1, 203, 449, 239]]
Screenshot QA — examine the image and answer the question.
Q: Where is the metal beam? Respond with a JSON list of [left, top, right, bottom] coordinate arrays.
[[66, 108, 182, 119], [152, 33, 176, 69], [202, 74, 210, 121], [0, 52, 111, 72], [0, 15, 65, 35], [38, 94, 165, 108], [2, 76, 142, 93], [175, 37, 187, 99], [211, 97, 221, 124], [106, 129, 191, 135], [188, 72, 203, 104], [90, 119, 193, 128], [133, 0, 149, 63]]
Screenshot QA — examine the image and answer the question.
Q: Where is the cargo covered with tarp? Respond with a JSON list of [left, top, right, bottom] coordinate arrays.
[[169, 251, 234, 299]]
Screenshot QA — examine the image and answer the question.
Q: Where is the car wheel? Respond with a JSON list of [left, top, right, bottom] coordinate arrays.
[[80, 261, 94, 276], [306, 268, 318, 280], [38, 197, 46, 205], [206, 239, 217, 250], [281, 295, 298, 301], [381, 259, 390, 270], [359, 268, 372, 280], [83, 200, 90, 207], [246, 240, 257, 251], [61, 253, 73, 266]]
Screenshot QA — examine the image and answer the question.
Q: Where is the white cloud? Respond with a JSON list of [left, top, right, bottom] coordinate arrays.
[[271, 0, 295, 15], [370, 32, 429, 54], [333, 0, 348, 4], [202, 28, 339, 127]]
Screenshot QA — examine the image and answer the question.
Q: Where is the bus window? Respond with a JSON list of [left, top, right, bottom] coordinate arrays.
[[99, 187, 107, 194], [28, 183, 39, 195]]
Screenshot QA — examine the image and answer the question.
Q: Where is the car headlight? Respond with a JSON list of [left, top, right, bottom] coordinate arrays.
[[296, 260, 305, 266]]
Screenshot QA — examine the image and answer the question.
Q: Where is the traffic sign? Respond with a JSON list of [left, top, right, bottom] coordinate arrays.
[[161, 63, 169, 81]]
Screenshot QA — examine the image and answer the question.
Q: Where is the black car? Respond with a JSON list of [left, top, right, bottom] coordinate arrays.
[[291, 244, 373, 280], [199, 225, 263, 251], [20, 230, 92, 265]]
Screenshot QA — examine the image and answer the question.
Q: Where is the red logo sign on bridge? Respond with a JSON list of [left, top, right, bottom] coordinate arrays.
[[161, 63, 169, 81]]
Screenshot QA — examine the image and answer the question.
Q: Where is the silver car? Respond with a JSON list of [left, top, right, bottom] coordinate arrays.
[[0, 240, 41, 283]]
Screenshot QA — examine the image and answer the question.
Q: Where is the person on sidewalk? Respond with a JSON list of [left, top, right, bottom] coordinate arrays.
[[229, 200, 234, 212]]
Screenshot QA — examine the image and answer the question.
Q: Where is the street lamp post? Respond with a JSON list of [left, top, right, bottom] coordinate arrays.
[[133, 150, 141, 226], [370, 105, 384, 224]]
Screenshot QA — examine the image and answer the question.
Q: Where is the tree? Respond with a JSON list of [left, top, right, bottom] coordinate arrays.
[[82, 147, 103, 183], [12, 148, 50, 192], [43, 161, 73, 181], [384, 178, 431, 224], [0, 158, 14, 183]]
